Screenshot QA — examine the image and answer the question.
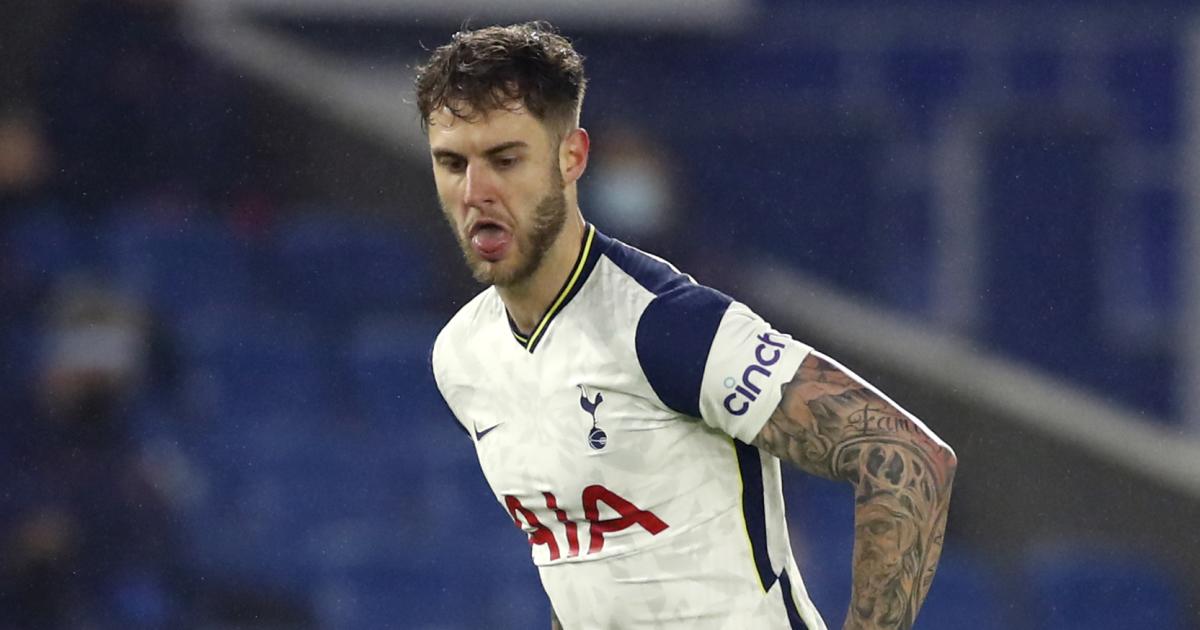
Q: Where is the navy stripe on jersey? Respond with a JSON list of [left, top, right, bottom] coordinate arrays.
[[601, 232, 733, 418], [734, 440, 776, 593], [777, 570, 810, 630]]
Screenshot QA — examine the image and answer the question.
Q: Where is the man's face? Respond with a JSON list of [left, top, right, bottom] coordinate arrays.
[[428, 105, 568, 287]]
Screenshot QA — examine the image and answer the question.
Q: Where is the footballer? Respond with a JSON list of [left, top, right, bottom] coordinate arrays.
[[422, 22, 956, 630]]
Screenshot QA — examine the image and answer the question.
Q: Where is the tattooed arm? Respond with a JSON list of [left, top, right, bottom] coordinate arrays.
[[752, 351, 957, 630]]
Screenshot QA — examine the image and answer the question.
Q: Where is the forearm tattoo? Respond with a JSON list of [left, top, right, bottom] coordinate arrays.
[[752, 352, 957, 630]]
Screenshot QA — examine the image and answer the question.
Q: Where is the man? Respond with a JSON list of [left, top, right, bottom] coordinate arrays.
[[421, 22, 956, 630]]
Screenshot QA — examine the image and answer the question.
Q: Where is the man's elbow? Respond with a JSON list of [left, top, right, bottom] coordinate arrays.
[[911, 422, 957, 491], [934, 440, 957, 490]]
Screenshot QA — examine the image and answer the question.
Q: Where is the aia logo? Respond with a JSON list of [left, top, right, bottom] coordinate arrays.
[[505, 486, 668, 561], [577, 385, 607, 450]]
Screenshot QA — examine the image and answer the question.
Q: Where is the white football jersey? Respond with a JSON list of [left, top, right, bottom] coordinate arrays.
[[431, 225, 827, 630]]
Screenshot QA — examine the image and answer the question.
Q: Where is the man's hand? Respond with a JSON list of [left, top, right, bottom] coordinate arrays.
[[752, 351, 957, 630]]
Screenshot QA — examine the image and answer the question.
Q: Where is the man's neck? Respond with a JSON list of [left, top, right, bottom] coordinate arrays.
[[499, 211, 586, 335]]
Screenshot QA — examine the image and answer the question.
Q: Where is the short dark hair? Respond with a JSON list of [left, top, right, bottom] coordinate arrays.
[[414, 21, 587, 134]]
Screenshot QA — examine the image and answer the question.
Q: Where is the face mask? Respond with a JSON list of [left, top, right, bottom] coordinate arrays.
[[591, 164, 671, 238]]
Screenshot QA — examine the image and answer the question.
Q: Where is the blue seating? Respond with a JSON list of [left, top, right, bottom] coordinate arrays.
[[1007, 49, 1063, 96], [343, 315, 462, 444], [870, 190, 935, 315], [1106, 46, 1178, 143], [1023, 544, 1188, 630], [176, 308, 332, 421], [883, 47, 968, 138], [787, 474, 856, 548], [178, 416, 408, 584], [105, 210, 255, 320], [170, 306, 493, 607], [2, 204, 94, 289], [676, 123, 884, 299], [785, 473, 855, 627], [0, 316, 36, 412], [314, 554, 544, 630], [269, 213, 430, 324], [982, 122, 1108, 380], [1089, 188, 1178, 418], [918, 546, 1011, 629]]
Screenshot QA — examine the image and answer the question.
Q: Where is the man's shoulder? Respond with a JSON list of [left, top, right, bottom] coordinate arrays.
[[431, 287, 499, 368], [440, 286, 498, 331], [597, 234, 694, 298], [590, 236, 737, 417], [593, 234, 735, 339]]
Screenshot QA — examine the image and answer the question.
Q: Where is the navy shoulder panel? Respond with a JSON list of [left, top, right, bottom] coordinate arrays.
[[597, 231, 692, 296], [602, 236, 732, 417]]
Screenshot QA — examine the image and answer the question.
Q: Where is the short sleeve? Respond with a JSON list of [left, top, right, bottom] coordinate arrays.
[[634, 286, 812, 442], [634, 284, 733, 419], [697, 302, 812, 443]]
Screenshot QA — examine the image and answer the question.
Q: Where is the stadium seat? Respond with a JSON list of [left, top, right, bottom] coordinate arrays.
[[314, 555, 544, 630], [1091, 187, 1178, 418], [176, 307, 333, 421], [982, 120, 1110, 392], [787, 474, 856, 550], [295, 444, 539, 630], [342, 314, 463, 447], [2, 204, 94, 290], [917, 546, 1012, 630], [0, 317, 36, 412], [105, 209, 255, 320], [1022, 543, 1188, 630], [677, 122, 885, 299], [883, 47, 968, 137], [868, 190, 935, 314], [179, 418, 407, 584], [268, 213, 430, 324], [1006, 49, 1062, 96], [1106, 46, 1178, 143], [785, 474, 856, 627]]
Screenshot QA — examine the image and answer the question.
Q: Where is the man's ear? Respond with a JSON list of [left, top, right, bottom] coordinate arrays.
[[559, 127, 590, 184]]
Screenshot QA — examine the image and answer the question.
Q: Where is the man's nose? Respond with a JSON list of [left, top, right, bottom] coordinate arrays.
[[463, 163, 496, 209]]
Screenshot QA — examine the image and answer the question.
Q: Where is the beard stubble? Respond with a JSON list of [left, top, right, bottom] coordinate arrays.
[[447, 172, 568, 288]]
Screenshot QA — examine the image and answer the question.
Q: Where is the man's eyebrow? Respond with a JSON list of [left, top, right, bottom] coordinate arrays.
[[431, 147, 464, 160], [484, 141, 528, 156], [432, 141, 528, 162]]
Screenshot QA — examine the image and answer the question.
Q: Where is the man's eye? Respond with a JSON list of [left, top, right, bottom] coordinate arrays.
[[439, 158, 466, 172], [495, 156, 519, 169]]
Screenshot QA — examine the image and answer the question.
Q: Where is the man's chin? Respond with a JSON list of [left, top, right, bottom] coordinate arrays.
[[469, 255, 529, 287]]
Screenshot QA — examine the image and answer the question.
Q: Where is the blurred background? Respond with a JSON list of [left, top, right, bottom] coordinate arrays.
[[2, 0, 1199, 628]]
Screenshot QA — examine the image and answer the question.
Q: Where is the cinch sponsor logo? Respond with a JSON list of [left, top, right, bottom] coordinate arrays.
[[723, 332, 787, 416]]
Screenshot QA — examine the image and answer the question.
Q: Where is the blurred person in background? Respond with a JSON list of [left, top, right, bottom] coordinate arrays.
[[0, 109, 51, 211], [584, 124, 677, 249], [0, 107, 56, 415], [0, 278, 188, 629], [421, 22, 956, 630]]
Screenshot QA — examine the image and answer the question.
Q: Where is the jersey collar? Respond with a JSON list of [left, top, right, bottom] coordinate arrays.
[[506, 223, 604, 353]]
